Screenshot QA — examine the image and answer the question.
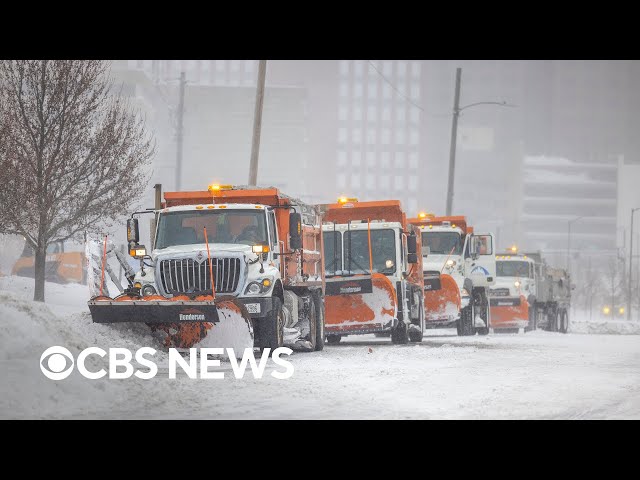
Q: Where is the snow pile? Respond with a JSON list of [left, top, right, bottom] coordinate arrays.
[[570, 319, 640, 335]]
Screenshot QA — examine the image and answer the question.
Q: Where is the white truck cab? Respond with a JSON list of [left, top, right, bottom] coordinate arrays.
[[415, 216, 496, 336], [491, 253, 536, 301]]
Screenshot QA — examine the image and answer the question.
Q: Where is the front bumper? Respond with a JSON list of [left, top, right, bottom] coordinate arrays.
[[237, 296, 276, 319]]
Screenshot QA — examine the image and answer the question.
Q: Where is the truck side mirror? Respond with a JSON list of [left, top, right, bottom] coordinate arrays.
[[407, 232, 417, 255], [289, 212, 302, 250], [127, 218, 139, 244], [408, 253, 418, 264]]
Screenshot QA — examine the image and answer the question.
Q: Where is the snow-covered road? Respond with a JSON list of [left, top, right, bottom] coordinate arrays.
[[1, 276, 639, 419]]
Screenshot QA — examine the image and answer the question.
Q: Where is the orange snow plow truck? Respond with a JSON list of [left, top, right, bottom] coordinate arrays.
[[87, 184, 326, 354], [407, 213, 496, 336], [318, 198, 425, 344]]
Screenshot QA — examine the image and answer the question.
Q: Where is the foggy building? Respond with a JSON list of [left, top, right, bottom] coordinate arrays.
[[334, 60, 422, 213], [517, 155, 618, 270]]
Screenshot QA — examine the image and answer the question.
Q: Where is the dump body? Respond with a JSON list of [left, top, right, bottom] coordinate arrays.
[[13, 241, 85, 284]]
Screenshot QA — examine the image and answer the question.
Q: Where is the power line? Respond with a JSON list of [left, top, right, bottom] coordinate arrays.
[[367, 60, 425, 112]]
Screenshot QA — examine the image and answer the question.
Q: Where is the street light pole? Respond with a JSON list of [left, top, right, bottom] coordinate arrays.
[[248, 60, 267, 186], [628, 207, 640, 320], [444, 68, 515, 216], [175, 71, 186, 191], [445, 68, 462, 216]]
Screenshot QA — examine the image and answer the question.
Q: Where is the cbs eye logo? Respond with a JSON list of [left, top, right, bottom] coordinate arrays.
[[40, 346, 75, 380]]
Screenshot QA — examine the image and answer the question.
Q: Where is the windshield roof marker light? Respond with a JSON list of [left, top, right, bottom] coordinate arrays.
[[208, 184, 233, 193], [510, 245, 518, 253], [338, 196, 358, 204]]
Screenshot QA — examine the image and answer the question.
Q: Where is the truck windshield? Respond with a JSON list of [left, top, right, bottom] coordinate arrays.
[[155, 210, 268, 249], [323, 231, 343, 275], [344, 229, 396, 275], [422, 232, 462, 255], [497, 261, 531, 278]]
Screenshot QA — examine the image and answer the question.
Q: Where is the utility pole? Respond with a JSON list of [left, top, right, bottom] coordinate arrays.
[[444, 68, 514, 216], [629, 207, 640, 320], [445, 68, 462, 216], [175, 71, 186, 191], [248, 60, 267, 186]]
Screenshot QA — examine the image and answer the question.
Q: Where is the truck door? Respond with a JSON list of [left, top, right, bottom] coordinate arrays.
[[465, 233, 496, 287], [268, 210, 280, 272]]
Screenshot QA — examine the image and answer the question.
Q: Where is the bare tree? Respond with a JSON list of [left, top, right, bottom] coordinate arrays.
[[0, 60, 154, 301]]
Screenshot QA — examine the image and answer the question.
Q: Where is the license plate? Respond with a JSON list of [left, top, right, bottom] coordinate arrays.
[[245, 303, 261, 314]]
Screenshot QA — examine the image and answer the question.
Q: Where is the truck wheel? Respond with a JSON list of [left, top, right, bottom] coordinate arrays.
[[391, 321, 409, 344], [312, 291, 325, 351], [409, 297, 425, 342], [458, 304, 474, 336], [326, 335, 342, 345], [257, 297, 284, 351], [525, 306, 536, 332], [475, 290, 489, 335], [559, 309, 569, 334], [408, 327, 423, 342]]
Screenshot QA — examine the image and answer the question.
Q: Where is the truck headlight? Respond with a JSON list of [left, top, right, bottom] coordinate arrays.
[[446, 259, 456, 267], [141, 284, 157, 297], [244, 277, 274, 295], [514, 281, 521, 288]]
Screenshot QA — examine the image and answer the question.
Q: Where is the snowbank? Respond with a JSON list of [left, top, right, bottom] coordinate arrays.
[[569, 319, 640, 335]]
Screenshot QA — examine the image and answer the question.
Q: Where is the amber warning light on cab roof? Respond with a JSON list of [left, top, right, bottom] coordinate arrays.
[[207, 184, 233, 193], [338, 196, 359, 204]]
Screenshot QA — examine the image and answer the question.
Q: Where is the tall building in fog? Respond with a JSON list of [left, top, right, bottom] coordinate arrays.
[[335, 60, 422, 214]]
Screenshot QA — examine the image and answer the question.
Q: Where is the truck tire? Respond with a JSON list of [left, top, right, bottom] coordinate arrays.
[[326, 335, 342, 345], [391, 321, 409, 344], [547, 310, 559, 332], [257, 297, 284, 351], [408, 327, 423, 342], [457, 304, 474, 336], [559, 309, 569, 334], [525, 305, 537, 332], [475, 289, 489, 335], [409, 296, 424, 342], [305, 297, 318, 351], [312, 291, 325, 351]]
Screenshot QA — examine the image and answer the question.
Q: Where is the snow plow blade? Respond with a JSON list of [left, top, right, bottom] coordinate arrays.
[[489, 295, 529, 329], [88, 296, 254, 351], [88, 299, 219, 324], [325, 273, 397, 334], [325, 275, 373, 296], [424, 273, 461, 323]]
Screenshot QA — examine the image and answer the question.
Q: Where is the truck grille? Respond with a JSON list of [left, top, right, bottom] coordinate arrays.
[[159, 258, 241, 295], [490, 288, 510, 297]]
